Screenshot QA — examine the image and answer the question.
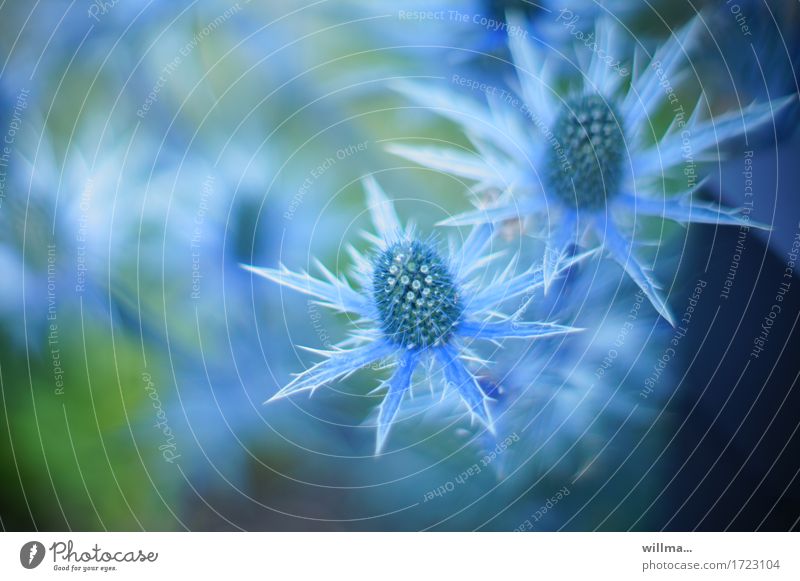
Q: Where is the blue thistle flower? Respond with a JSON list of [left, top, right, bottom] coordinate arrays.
[[243, 177, 584, 453], [389, 15, 796, 325]]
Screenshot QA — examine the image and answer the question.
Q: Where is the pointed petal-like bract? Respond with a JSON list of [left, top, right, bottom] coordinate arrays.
[[635, 95, 795, 174], [269, 341, 398, 401], [386, 143, 499, 183], [454, 223, 494, 279], [619, 193, 771, 229], [624, 16, 703, 128], [242, 263, 369, 315], [485, 91, 531, 154], [466, 247, 598, 314], [437, 194, 544, 227], [506, 12, 554, 126], [392, 80, 507, 150], [363, 175, 402, 240], [375, 350, 420, 454], [458, 319, 582, 340], [587, 17, 626, 96], [437, 343, 494, 432], [596, 216, 675, 326], [542, 210, 578, 293]]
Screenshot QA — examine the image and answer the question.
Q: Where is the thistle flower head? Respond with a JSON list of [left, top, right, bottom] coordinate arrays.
[[243, 177, 585, 453], [389, 14, 795, 326], [547, 94, 626, 210], [373, 239, 462, 349]]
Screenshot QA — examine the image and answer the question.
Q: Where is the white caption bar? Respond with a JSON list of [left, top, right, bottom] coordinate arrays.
[[0, 532, 796, 579]]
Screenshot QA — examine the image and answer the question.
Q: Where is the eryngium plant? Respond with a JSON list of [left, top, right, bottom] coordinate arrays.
[[389, 15, 794, 325], [243, 177, 586, 453]]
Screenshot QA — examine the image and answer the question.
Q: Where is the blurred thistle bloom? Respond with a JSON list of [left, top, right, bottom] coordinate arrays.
[[243, 177, 584, 453], [0, 113, 117, 345], [389, 15, 796, 325]]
